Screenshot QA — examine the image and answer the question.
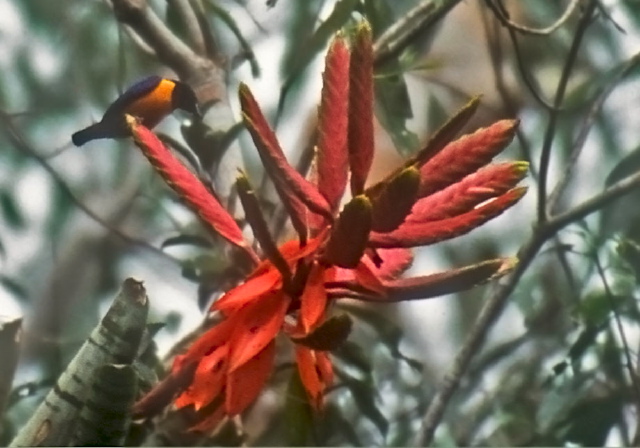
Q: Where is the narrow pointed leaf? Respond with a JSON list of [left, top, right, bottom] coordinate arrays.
[[127, 118, 253, 257], [300, 262, 328, 332], [380, 257, 518, 302], [226, 340, 276, 415], [418, 119, 519, 197], [212, 268, 281, 315], [133, 361, 198, 418], [295, 347, 327, 410], [366, 248, 414, 280], [189, 404, 226, 433], [408, 161, 528, 223], [240, 84, 333, 219], [317, 36, 350, 210], [369, 166, 420, 232], [291, 313, 352, 351], [10, 279, 148, 447], [370, 187, 527, 248], [325, 195, 372, 268], [349, 21, 374, 195], [236, 173, 292, 284], [365, 96, 481, 197], [177, 345, 228, 411], [228, 291, 289, 371]]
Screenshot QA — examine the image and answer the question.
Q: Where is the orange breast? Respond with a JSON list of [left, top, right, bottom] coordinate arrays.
[[126, 78, 176, 128]]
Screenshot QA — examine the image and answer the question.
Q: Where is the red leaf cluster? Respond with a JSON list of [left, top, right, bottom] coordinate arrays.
[[129, 21, 528, 431]]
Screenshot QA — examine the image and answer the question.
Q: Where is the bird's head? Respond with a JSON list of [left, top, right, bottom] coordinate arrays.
[[172, 81, 201, 118]]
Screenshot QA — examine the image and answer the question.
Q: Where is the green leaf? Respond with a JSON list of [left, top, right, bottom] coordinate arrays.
[[0, 275, 28, 301], [284, 369, 314, 446], [374, 73, 419, 157], [291, 314, 353, 351], [161, 234, 213, 250], [605, 143, 640, 188], [278, 0, 359, 117], [0, 191, 25, 229]]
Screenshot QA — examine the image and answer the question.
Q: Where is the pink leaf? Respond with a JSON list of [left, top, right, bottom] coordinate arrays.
[[348, 21, 374, 196], [128, 117, 254, 258], [240, 84, 332, 220], [317, 36, 350, 210]]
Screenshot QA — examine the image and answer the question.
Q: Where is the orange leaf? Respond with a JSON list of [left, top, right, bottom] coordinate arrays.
[[226, 340, 276, 415], [317, 36, 350, 210], [300, 262, 328, 332], [315, 351, 334, 388], [172, 317, 234, 371], [212, 268, 281, 315], [175, 345, 228, 411], [228, 291, 290, 371], [295, 346, 325, 410], [127, 117, 254, 258]]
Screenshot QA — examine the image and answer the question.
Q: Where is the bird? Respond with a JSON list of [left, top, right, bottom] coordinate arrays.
[[71, 75, 201, 146]]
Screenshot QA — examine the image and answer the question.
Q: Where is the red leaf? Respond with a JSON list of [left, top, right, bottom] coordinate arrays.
[[175, 344, 228, 411], [226, 340, 276, 415], [239, 84, 332, 219], [325, 195, 372, 268], [348, 21, 374, 196], [300, 262, 328, 332], [295, 346, 328, 410], [228, 291, 289, 371], [315, 351, 334, 389], [317, 36, 350, 210], [366, 248, 414, 280], [369, 187, 527, 248], [127, 117, 254, 258], [172, 317, 234, 370], [212, 268, 282, 315], [418, 119, 519, 197], [189, 405, 226, 433], [408, 161, 528, 223]]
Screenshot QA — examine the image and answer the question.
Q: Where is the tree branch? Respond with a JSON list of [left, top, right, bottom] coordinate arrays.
[[373, 0, 464, 66], [486, 0, 581, 36], [414, 166, 640, 445]]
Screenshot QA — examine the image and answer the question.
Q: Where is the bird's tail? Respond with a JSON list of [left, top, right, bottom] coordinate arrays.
[[71, 122, 105, 146]]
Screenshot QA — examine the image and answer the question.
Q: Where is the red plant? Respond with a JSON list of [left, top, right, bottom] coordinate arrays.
[[129, 22, 527, 431]]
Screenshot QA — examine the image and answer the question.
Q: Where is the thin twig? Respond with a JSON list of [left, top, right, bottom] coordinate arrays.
[[486, 0, 581, 36], [167, 0, 207, 55], [480, 7, 538, 179], [593, 251, 640, 416], [537, 0, 598, 224], [548, 49, 640, 214], [414, 166, 640, 445], [373, 0, 464, 66], [0, 113, 173, 262]]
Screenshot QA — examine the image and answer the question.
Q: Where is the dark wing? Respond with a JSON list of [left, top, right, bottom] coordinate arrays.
[[102, 75, 163, 118]]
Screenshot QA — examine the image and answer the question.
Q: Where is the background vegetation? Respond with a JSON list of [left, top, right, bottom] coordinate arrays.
[[2, 0, 640, 445]]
